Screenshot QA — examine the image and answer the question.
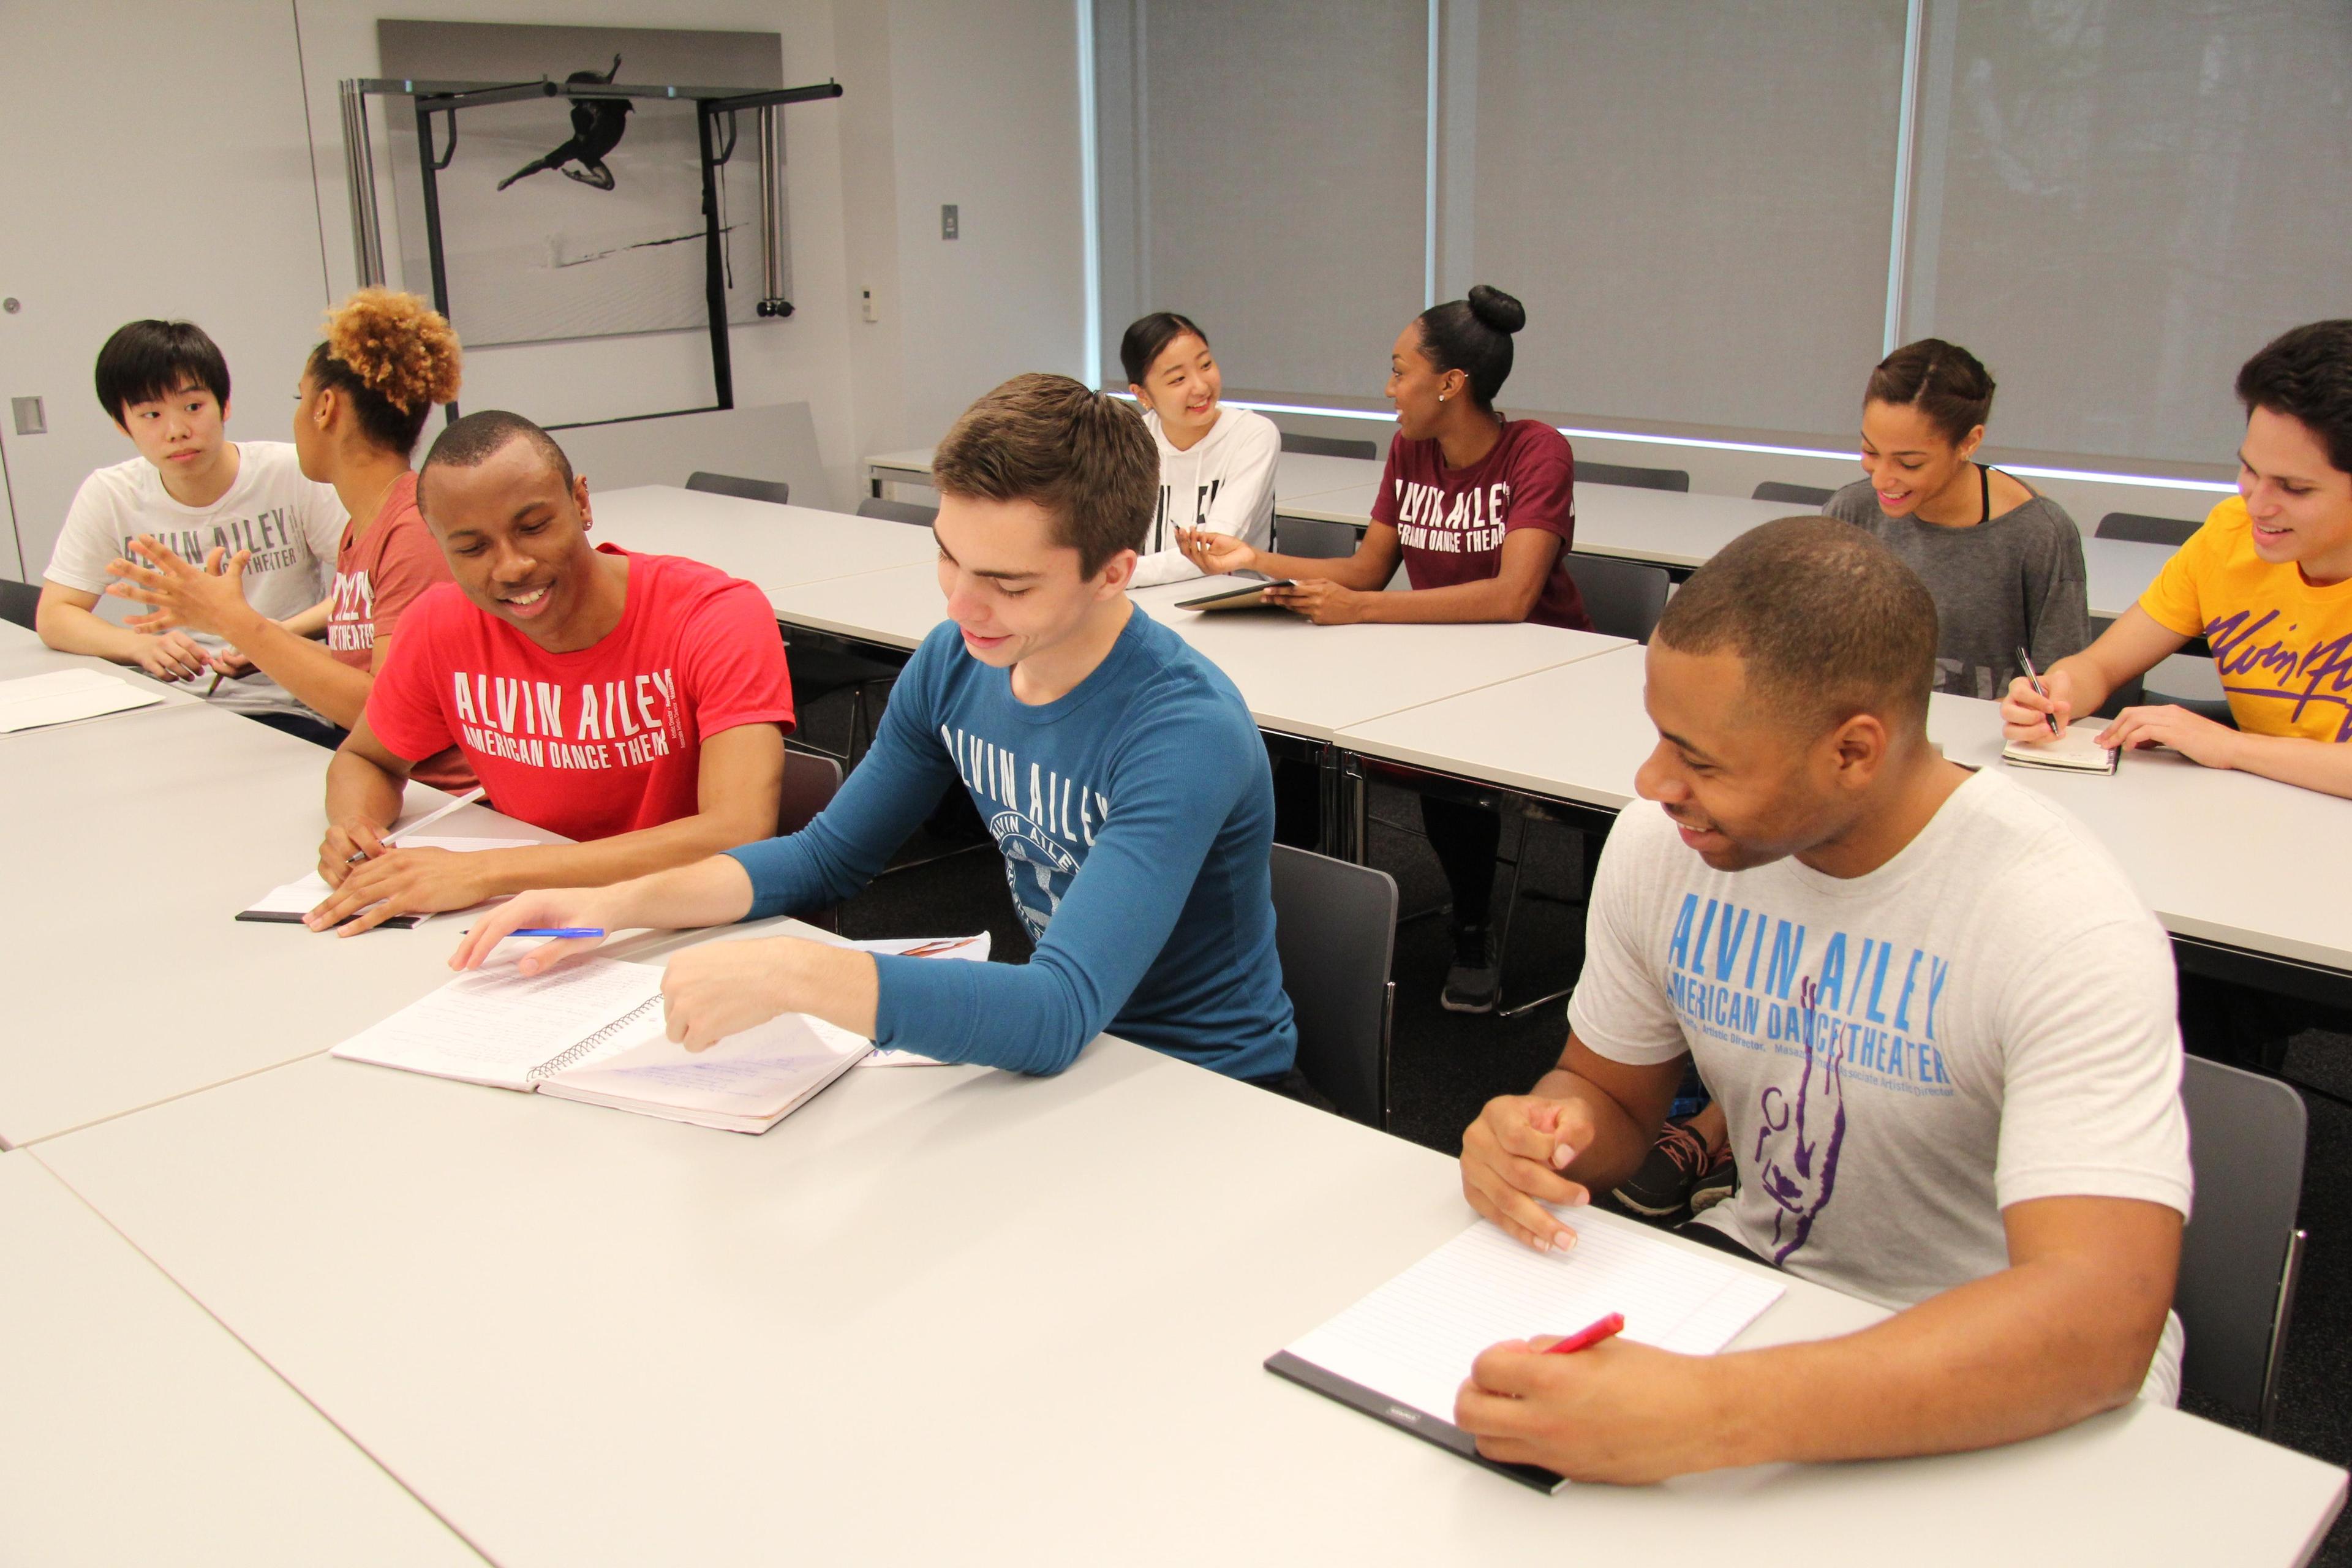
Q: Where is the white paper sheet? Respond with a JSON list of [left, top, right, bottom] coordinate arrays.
[[0, 668, 167, 733], [330, 957, 665, 1090], [240, 838, 539, 922], [1284, 1213, 1785, 1424]]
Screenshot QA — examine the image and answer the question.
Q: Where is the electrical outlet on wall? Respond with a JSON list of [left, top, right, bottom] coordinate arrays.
[[861, 288, 879, 323], [11, 396, 44, 436], [941, 204, 959, 241]]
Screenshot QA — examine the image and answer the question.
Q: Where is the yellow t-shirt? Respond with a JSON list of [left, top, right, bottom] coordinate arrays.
[[2138, 496, 2352, 742]]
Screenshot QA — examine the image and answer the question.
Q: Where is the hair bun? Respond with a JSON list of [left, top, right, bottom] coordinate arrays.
[[1466, 284, 1526, 335]]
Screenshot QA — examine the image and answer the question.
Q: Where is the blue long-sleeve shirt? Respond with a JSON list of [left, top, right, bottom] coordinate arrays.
[[725, 607, 1298, 1079]]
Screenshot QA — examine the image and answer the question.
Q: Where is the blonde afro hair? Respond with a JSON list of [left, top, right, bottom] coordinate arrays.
[[309, 288, 462, 454]]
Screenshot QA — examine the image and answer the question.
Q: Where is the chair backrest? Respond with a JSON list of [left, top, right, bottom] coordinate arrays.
[[1577, 460, 1689, 493], [856, 497, 939, 527], [2176, 1054, 2308, 1433], [1269, 844, 1397, 1129], [0, 578, 39, 631], [1752, 480, 1833, 507], [686, 471, 791, 507], [2097, 511, 2199, 547], [777, 749, 844, 836], [1280, 431, 1379, 461], [1273, 514, 1361, 560], [1565, 554, 1672, 643]]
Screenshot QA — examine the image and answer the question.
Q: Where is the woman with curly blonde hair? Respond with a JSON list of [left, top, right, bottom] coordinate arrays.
[[104, 289, 467, 774]]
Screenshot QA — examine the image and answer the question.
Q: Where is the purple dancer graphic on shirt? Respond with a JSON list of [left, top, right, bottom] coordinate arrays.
[[1751, 974, 1849, 1264]]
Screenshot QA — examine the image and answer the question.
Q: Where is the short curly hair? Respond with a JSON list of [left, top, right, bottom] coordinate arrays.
[[306, 288, 462, 457], [2237, 321, 2352, 478]]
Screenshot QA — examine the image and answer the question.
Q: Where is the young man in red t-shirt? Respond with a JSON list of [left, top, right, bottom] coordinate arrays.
[[303, 410, 795, 935]]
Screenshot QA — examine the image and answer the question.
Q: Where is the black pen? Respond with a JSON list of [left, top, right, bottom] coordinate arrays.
[[2016, 647, 2062, 737]]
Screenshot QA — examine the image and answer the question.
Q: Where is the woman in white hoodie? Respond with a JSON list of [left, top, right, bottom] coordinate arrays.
[[1121, 312, 1281, 588]]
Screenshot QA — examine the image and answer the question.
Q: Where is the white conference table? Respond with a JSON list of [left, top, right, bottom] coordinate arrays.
[[1333, 644, 2352, 982], [0, 685, 562, 1148], [32, 1015, 2342, 1567], [0, 618, 203, 699], [1129, 576, 1627, 744], [591, 484, 941, 589], [2, 1152, 488, 1566]]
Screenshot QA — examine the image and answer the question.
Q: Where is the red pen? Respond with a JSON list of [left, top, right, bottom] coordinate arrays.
[[1542, 1312, 1625, 1355]]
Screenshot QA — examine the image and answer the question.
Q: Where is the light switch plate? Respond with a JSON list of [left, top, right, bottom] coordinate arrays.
[[11, 396, 43, 435], [941, 204, 959, 240]]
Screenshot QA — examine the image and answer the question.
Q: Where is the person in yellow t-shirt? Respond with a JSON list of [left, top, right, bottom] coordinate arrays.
[[2001, 319, 2352, 798]]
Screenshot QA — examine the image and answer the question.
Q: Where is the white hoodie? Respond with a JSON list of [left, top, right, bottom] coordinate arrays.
[[1131, 405, 1281, 588]]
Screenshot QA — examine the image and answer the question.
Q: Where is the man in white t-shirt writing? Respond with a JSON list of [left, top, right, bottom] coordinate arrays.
[[35, 318, 346, 731], [1454, 516, 2191, 1483]]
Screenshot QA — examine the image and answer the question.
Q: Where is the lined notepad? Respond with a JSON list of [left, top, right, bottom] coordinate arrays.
[[2003, 726, 2119, 774], [1271, 1212, 1783, 1487], [0, 668, 167, 733]]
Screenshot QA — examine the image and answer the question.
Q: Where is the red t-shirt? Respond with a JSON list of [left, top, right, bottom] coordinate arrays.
[[1370, 418, 1589, 630], [325, 471, 472, 793], [365, 546, 796, 842]]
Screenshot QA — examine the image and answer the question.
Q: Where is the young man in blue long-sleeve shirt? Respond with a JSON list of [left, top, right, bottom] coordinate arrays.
[[455, 374, 1300, 1085]]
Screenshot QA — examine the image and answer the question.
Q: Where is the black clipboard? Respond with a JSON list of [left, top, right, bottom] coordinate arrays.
[[1263, 1351, 1568, 1493]]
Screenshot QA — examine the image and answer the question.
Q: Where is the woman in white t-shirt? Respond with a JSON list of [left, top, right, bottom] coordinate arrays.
[[1119, 312, 1279, 589]]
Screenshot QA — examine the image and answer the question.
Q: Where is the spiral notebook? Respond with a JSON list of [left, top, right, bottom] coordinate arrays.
[[1267, 1213, 1784, 1491], [331, 957, 870, 1133]]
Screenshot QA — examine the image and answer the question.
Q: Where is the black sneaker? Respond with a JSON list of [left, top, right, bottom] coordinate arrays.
[[1612, 1117, 1713, 1218], [1688, 1146, 1736, 1216], [1440, 922, 1499, 1014]]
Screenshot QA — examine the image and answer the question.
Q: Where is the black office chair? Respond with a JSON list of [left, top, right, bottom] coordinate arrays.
[[686, 471, 791, 507], [1564, 555, 1671, 644], [856, 497, 939, 527], [1270, 844, 1398, 1129], [1752, 481, 1834, 507], [1280, 431, 1379, 461], [777, 750, 846, 930], [0, 578, 39, 631], [2097, 512, 2199, 548], [2177, 1055, 2308, 1436], [1577, 461, 1689, 493]]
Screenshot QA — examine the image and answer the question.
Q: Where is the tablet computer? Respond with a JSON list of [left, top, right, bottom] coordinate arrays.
[[1175, 578, 1295, 611]]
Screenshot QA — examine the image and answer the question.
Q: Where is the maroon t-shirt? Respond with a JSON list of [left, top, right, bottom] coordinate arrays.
[[1370, 418, 1589, 630]]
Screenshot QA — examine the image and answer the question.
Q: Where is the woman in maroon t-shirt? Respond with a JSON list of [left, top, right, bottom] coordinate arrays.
[[1183, 284, 1589, 1012]]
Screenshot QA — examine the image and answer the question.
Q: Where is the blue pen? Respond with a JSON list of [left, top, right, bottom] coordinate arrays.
[[509, 927, 606, 938]]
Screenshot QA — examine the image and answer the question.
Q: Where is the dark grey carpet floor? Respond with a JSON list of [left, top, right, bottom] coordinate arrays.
[[796, 688, 2352, 1559]]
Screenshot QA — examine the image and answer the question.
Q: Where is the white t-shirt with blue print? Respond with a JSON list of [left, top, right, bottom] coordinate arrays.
[[1569, 769, 2193, 1400]]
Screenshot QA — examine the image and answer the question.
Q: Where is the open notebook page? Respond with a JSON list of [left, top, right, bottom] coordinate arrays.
[[540, 1010, 872, 1131], [331, 957, 665, 1090], [0, 668, 167, 733], [1285, 1212, 1784, 1424]]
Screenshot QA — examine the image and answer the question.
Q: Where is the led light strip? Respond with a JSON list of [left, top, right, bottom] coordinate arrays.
[[1109, 393, 2236, 496]]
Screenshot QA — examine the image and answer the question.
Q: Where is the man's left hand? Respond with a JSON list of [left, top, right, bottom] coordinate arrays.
[[660, 937, 804, 1050], [1453, 1336, 1724, 1484], [304, 847, 497, 937]]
